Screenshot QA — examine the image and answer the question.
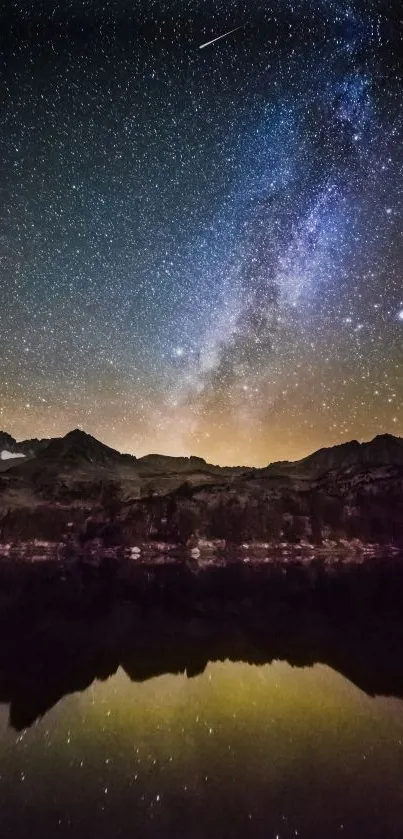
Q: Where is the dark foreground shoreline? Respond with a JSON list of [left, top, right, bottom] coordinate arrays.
[[1, 555, 403, 730]]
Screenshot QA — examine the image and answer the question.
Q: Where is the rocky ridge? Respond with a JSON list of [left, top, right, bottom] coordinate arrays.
[[0, 429, 403, 548]]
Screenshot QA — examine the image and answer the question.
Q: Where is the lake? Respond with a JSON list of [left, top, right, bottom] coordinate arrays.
[[1, 558, 403, 838], [2, 657, 403, 838]]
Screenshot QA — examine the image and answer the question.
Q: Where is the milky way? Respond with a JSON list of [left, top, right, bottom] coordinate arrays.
[[1, 1, 402, 464]]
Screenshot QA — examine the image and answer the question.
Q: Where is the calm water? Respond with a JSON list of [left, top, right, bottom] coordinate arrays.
[[2, 659, 403, 839]]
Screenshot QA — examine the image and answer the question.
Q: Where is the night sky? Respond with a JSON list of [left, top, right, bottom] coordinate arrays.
[[1, 1, 403, 465]]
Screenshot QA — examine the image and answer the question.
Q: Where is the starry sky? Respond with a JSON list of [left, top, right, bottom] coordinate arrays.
[[1, 1, 403, 465]]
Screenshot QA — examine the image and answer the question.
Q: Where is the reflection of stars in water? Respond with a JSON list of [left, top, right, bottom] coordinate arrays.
[[2, 661, 403, 836]]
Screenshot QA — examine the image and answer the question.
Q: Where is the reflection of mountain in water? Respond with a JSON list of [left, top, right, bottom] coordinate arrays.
[[1, 559, 403, 730]]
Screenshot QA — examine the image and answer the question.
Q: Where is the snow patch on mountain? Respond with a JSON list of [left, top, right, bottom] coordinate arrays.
[[1, 450, 26, 460]]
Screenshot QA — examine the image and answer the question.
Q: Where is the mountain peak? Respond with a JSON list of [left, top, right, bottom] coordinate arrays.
[[372, 433, 402, 445], [63, 428, 98, 444], [296, 433, 403, 475], [40, 428, 131, 465]]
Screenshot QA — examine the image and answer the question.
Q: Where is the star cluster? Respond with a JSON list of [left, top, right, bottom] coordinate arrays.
[[1, 1, 402, 464]]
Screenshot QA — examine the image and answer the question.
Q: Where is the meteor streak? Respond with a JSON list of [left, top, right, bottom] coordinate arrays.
[[199, 24, 246, 50]]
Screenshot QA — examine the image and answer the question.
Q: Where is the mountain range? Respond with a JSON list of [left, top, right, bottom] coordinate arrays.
[[1, 428, 403, 548]]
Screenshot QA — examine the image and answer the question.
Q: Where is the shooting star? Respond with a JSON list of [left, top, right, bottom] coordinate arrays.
[[199, 24, 246, 50]]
